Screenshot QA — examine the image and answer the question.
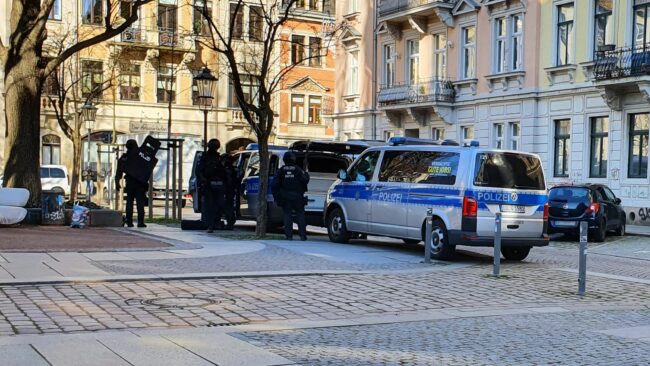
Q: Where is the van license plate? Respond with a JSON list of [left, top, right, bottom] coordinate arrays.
[[501, 205, 526, 214]]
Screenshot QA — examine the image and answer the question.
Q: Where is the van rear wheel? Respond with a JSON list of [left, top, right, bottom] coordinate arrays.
[[501, 246, 531, 261], [426, 219, 454, 260], [327, 208, 350, 243]]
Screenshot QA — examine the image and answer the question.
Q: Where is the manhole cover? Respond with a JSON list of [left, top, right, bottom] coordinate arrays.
[[126, 297, 235, 309]]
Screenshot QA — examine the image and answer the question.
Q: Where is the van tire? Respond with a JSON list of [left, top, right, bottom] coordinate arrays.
[[327, 208, 350, 243], [501, 246, 531, 261], [426, 219, 454, 260], [51, 187, 64, 194]]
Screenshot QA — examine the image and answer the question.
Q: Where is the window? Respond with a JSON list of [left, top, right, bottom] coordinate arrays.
[[405, 128, 419, 138], [495, 18, 507, 73], [349, 151, 380, 182], [379, 151, 412, 183], [309, 37, 322, 67], [407, 39, 420, 84], [383, 44, 395, 87], [81, 60, 103, 99], [192, 69, 201, 105], [590, 117, 609, 178], [433, 33, 447, 78], [291, 35, 305, 65], [291, 95, 305, 123], [230, 2, 244, 39], [249, 6, 263, 41], [512, 15, 523, 70], [229, 74, 259, 107], [297, 155, 348, 174], [413, 151, 460, 185], [554, 119, 571, 177], [474, 152, 546, 190], [120, 64, 140, 101], [49, 0, 61, 20], [383, 131, 394, 141], [594, 0, 612, 51], [493, 123, 504, 148], [42, 135, 61, 165], [157, 66, 176, 104], [634, 0, 650, 48], [629, 113, 649, 178], [82, 0, 102, 24], [308, 96, 322, 124], [348, 0, 359, 13], [158, 2, 178, 46], [510, 122, 520, 150], [462, 126, 474, 144], [462, 26, 476, 79], [347, 51, 359, 95], [432, 127, 445, 141], [556, 3, 574, 66], [193, 0, 212, 36]]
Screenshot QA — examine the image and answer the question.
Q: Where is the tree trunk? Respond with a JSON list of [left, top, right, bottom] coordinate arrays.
[[3, 55, 43, 207], [255, 133, 270, 237], [69, 127, 82, 202]]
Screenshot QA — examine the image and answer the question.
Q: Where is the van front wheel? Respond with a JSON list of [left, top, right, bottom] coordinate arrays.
[[327, 208, 350, 243], [501, 246, 531, 261], [427, 219, 454, 260]]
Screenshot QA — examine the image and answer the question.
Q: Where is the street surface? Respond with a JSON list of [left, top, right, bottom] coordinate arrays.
[[1, 220, 650, 365]]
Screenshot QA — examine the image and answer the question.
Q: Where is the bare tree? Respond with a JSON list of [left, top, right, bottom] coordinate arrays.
[[197, 0, 338, 237], [0, 0, 153, 206]]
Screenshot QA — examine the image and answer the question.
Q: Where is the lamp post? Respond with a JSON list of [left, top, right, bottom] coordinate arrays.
[[193, 67, 217, 151], [82, 101, 97, 202]]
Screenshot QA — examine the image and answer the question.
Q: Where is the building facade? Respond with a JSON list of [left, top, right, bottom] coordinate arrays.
[[333, 0, 650, 225], [0, 0, 336, 189]]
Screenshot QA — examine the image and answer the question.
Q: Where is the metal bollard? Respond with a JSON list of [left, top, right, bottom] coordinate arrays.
[[578, 221, 588, 296], [493, 212, 502, 277], [424, 209, 433, 264]]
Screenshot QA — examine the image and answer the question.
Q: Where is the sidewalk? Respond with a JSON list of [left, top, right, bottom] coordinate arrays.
[[627, 224, 650, 237]]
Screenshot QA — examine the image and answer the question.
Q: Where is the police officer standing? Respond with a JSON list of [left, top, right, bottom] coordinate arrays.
[[197, 139, 227, 233], [115, 139, 148, 228], [272, 151, 310, 240]]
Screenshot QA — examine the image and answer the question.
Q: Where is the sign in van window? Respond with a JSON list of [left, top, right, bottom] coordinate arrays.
[[414, 152, 460, 185]]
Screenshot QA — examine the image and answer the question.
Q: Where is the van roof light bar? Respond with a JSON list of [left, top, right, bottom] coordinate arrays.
[[388, 136, 460, 146]]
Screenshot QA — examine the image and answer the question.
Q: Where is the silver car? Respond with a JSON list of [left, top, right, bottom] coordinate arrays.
[[325, 138, 549, 261]]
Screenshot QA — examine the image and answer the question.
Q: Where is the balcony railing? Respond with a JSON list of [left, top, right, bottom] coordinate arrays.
[[158, 28, 179, 47], [121, 27, 145, 43], [378, 0, 455, 17], [378, 78, 455, 107], [594, 44, 650, 81]]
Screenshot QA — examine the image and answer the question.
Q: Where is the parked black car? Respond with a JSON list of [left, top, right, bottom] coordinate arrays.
[[548, 184, 625, 242]]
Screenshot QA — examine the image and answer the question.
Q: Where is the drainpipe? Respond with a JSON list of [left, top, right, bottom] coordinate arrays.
[[371, 1, 378, 141]]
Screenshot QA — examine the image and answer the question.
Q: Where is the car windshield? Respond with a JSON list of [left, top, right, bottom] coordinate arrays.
[[473, 152, 546, 190], [549, 187, 590, 202]]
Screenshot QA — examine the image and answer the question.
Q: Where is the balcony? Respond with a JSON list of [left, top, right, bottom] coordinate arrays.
[[158, 28, 179, 47], [592, 44, 650, 111], [378, 0, 455, 22], [378, 77, 455, 125], [121, 27, 145, 43]]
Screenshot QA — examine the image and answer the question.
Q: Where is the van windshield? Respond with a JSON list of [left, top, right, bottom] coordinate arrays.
[[474, 152, 545, 190], [296, 154, 348, 174]]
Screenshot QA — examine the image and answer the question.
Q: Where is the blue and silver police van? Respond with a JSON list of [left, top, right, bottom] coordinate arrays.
[[325, 137, 549, 261]]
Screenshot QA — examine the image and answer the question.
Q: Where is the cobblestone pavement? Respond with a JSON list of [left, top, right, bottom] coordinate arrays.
[[236, 310, 650, 366], [92, 244, 437, 275], [1, 264, 650, 336]]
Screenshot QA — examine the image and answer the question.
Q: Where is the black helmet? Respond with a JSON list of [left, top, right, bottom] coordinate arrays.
[[125, 139, 138, 151], [207, 139, 220, 151], [283, 151, 297, 165]]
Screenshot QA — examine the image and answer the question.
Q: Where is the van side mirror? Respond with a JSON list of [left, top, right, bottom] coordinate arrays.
[[338, 169, 348, 181]]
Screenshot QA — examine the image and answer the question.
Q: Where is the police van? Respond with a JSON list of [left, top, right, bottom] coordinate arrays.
[[241, 140, 384, 228], [325, 137, 549, 261]]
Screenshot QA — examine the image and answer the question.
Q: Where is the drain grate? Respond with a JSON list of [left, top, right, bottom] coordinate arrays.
[[125, 296, 235, 309]]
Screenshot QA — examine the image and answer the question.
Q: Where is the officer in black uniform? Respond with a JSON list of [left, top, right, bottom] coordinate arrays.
[[115, 139, 148, 228], [221, 153, 237, 230], [272, 151, 310, 240], [197, 139, 227, 233]]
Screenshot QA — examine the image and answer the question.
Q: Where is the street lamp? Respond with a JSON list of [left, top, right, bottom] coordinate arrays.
[[82, 101, 97, 202], [193, 67, 217, 151]]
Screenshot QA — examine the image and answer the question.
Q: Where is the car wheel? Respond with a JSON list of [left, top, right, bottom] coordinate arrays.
[[501, 246, 531, 261], [590, 220, 607, 243], [425, 219, 455, 260], [614, 221, 626, 236], [51, 186, 64, 194], [403, 239, 421, 245], [327, 208, 350, 243]]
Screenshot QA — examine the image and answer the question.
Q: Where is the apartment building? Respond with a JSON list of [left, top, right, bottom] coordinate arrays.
[[333, 0, 650, 224], [0, 0, 336, 183]]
